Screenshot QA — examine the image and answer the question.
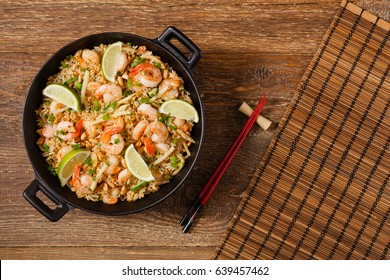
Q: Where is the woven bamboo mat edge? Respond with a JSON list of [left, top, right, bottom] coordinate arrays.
[[212, 0, 389, 260]]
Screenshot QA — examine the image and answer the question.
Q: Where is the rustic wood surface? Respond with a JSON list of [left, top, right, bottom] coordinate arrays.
[[0, 0, 389, 260]]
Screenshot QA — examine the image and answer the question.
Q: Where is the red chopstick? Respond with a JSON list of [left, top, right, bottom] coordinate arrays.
[[180, 96, 267, 233]]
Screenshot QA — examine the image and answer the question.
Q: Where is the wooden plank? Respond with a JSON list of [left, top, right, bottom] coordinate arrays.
[[0, 246, 215, 260]]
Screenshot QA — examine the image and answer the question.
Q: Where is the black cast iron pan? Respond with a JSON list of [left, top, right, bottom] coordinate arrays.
[[23, 26, 204, 221]]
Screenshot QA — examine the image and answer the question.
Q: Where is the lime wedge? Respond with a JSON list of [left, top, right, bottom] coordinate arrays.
[[159, 99, 199, 123], [43, 84, 81, 112], [57, 148, 91, 186], [102, 41, 122, 82], [125, 144, 155, 182]]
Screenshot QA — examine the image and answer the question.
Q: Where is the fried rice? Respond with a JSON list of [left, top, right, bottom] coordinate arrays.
[[35, 41, 196, 204]]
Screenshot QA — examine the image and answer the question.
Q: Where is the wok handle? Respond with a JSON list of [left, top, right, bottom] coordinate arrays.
[[23, 179, 70, 222], [157, 26, 201, 70]]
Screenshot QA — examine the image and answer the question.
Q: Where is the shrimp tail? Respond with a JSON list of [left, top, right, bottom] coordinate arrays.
[[144, 138, 155, 155], [129, 62, 147, 77], [100, 126, 122, 143], [74, 119, 83, 138], [72, 164, 81, 189]]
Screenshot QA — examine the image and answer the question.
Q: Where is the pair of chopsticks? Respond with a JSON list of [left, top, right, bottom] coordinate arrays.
[[180, 96, 267, 233]]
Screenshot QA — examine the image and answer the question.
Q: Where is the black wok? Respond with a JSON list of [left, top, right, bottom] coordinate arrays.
[[23, 27, 204, 221]]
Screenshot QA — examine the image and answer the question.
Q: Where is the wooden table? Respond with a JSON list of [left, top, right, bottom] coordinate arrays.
[[1, 0, 388, 260]]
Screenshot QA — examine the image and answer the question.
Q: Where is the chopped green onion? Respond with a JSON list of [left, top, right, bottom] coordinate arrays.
[[92, 99, 99, 111], [102, 114, 110, 121], [85, 158, 93, 166], [148, 88, 158, 97], [74, 81, 82, 91], [130, 181, 148, 192], [45, 114, 54, 125], [170, 156, 179, 168], [41, 143, 50, 153], [64, 76, 77, 86], [131, 56, 146, 67], [153, 61, 162, 69], [60, 62, 69, 69], [72, 143, 81, 150], [114, 138, 120, 144], [102, 101, 117, 113], [47, 165, 57, 176], [139, 97, 149, 104], [88, 169, 96, 175], [173, 138, 179, 145]]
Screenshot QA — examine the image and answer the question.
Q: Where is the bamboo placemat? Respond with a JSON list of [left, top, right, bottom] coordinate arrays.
[[213, 1, 389, 260]]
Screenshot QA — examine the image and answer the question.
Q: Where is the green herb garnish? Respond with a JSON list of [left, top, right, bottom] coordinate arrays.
[[72, 143, 81, 150], [139, 97, 149, 104], [64, 76, 77, 86], [74, 81, 82, 91], [130, 181, 148, 192], [41, 143, 50, 153], [85, 157, 93, 166], [131, 56, 146, 67], [47, 165, 57, 176], [92, 99, 99, 111]]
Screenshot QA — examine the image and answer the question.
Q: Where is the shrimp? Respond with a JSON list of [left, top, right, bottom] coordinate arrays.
[[42, 125, 57, 138], [101, 134, 125, 155], [173, 118, 190, 132], [118, 169, 131, 185], [83, 120, 97, 138], [81, 49, 100, 65], [56, 119, 83, 141], [148, 120, 168, 143], [95, 83, 122, 103], [154, 142, 170, 153], [86, 81, 101, 95], [105, 155, 121, 175], [117, 52, 128, 72], [101, 190, 119, 204], [132, 119, 149, 140], [129, 62, 162, 88], [158, 78, 181, 100], [100, 117, 124, 143], [57, 145, 72, 161], [137, 103, 158, 121], [71, 164, 93, 194], [49, 100, 67, 115]]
